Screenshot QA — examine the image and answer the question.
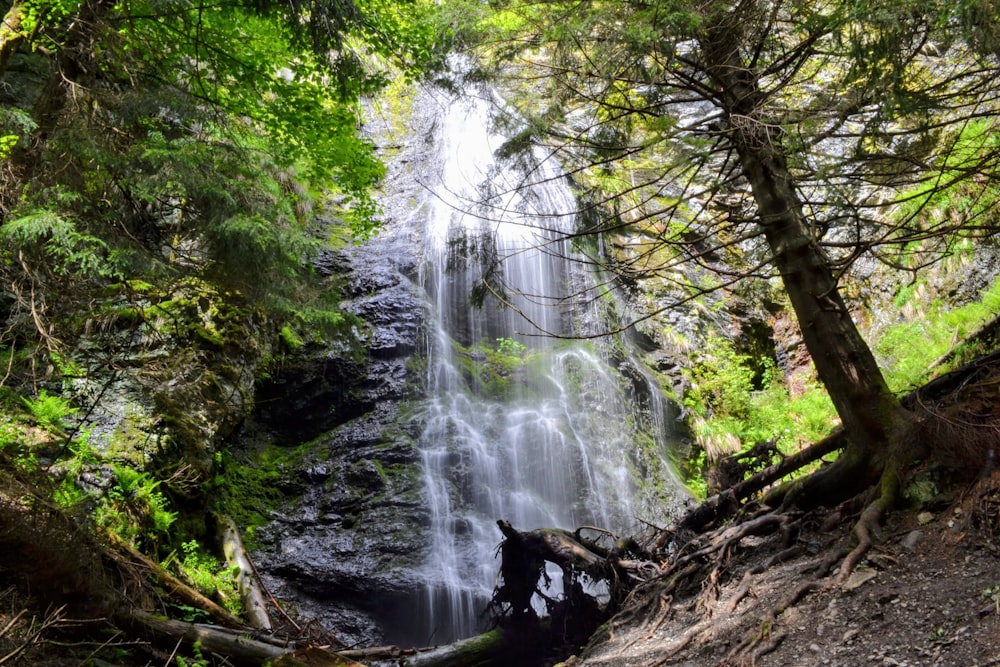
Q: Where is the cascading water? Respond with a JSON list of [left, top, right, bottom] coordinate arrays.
[[405, 86, 687, 645]]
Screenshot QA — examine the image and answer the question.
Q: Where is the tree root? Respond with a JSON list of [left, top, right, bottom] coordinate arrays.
[[681, 432, 844, 532], [834, 463, 899, 584]]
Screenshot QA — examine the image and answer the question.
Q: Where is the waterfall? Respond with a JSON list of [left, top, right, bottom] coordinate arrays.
[[400, 86, 687, 645]]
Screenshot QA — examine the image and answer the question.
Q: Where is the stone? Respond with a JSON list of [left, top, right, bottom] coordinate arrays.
[[900, 529, 923, 551], [842, 568, 877, 591]]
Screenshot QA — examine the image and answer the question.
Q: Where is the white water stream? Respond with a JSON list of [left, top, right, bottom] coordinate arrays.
[[405, 87, 684, 645]]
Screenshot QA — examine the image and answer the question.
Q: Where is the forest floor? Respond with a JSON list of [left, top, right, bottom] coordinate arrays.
[[572, 494, 1000, 667], [2, 469, 999, 667]]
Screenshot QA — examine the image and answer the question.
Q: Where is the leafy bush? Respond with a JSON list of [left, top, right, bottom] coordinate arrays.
[[681, 335, 838, 493], [683, 335, 755, 422], [0, 209, 125, 281]]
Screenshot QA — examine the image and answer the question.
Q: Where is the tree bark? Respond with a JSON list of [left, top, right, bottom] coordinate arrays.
[[129, 611, 370, 667], [401, 630, 506, 667], [697, 10, 905, 504]]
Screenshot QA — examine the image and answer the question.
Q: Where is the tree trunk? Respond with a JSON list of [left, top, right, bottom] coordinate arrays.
[[698, 12, 904, 504]]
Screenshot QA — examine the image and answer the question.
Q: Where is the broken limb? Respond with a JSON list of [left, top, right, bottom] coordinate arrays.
[[491, 520, 655, 620]]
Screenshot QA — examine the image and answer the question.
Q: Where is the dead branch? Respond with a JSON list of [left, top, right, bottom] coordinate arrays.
[[0, 604, 67, 666]]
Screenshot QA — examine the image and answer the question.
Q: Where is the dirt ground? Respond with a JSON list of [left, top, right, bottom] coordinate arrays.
[[572, 495, 1000, 667]]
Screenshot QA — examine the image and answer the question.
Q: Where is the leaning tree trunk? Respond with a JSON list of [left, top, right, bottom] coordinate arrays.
[[698, 13, 905, 507]]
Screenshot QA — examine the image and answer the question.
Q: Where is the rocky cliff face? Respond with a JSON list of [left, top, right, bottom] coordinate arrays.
[[236, 209, 433, 645]]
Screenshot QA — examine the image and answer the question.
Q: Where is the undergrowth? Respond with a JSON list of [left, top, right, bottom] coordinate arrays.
[[681, 269, 1000, 498]]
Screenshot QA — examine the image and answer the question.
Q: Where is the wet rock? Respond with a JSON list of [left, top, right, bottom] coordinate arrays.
[[253, 230, 424, 446], [243, 218, 430, 645], [251, 408, 431, 646]]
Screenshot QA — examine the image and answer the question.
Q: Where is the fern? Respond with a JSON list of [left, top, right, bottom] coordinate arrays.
[[1, 209, 124, 280]]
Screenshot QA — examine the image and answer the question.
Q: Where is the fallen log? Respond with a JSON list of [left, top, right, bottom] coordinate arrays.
[[129, 610, 368, 667], [219, 514, 272, 632], [400, 630, 505, 667], [130, 609, 287, 665], [337, 645, 403, 660], [109, 533, 246, 630], [680, 430, 846, 532]]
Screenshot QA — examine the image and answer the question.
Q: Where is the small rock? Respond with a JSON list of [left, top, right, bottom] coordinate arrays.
[[843, 567, 878, 591], [917, 511, 934, 525], [843, 628, 860, 642], [810, 643, 822, 652], [900, 529, 923, 551]]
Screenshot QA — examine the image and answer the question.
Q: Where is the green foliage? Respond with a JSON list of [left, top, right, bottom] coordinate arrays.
[[174, 640, 208, 667], [98, 465, 177, 547], [22, 389, 77, 430], [0, 209, 125, 281], [681, 447, 709, 500], [174, 541, 241, 616], [495, 336, 527, 357], [0, 106, 36, 151], [683, 336, 837, 467], [886, 119, 1000, 267], [684, 336, 755, 421], [876, 276, 1000, 391], [51, 435, 98, 509], [130, 278, 252, 348], [0, 0, 457, 384], [0, 135, 17, 159], [452, 337, 536, 398], [263, 298, 364, 373], [214, 447, 303, 537], [0, 421, 21, 453], [279, 324, 305, 351], [20, 0, 83, 39], [111, 1, 412, 238]]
